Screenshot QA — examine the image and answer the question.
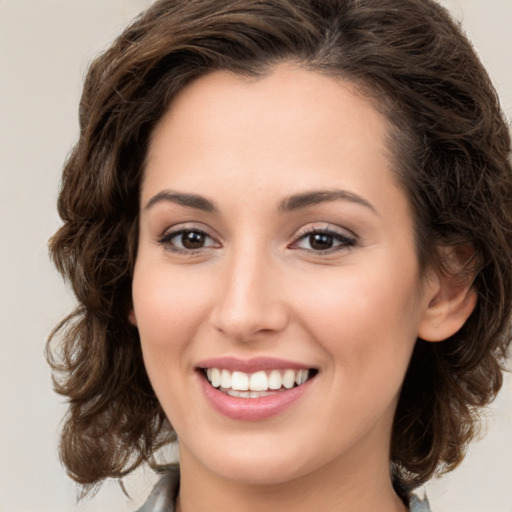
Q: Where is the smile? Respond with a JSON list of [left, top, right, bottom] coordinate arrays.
[[196, 358, 318, 420], [205, 368, 312, 398]]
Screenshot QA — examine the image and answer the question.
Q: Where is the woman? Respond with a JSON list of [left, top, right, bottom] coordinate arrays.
[[47, 0, 512, 511]]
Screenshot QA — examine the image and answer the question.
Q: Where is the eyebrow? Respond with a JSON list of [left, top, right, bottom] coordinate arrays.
[[145, 190, 219, 213], [144, 188, 376, 215], [278, 189, 377, 214]]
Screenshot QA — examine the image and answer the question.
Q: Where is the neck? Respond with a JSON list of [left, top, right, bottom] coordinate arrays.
[[176, 441, 408, 512]]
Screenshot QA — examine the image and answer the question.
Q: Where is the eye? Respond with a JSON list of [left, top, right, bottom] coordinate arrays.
[[291, 228, 356, 253], [159, 228, 219, 252]]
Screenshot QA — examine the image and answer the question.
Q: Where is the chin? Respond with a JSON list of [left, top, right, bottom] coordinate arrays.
[[180, 433, 316, 486], [210, 455, 309, 486]]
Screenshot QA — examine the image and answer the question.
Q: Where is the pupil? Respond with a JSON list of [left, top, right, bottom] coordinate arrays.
[[182, 231, 204, 249], [310, 233, 333, 250]]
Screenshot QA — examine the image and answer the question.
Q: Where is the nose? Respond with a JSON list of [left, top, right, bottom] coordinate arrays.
[[210, 247, 289, 342]]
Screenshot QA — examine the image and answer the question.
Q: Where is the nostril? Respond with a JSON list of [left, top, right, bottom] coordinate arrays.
[[210, 306, 290, 342]]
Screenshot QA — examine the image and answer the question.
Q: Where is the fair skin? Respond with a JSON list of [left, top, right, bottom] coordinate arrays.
[[131, 64, 476, 512]]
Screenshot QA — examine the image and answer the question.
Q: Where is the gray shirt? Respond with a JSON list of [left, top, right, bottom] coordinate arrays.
[[135, 466, 432, 512]]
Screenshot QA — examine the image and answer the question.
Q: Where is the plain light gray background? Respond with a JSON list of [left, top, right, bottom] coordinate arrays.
[[1, 1, 511, 511]]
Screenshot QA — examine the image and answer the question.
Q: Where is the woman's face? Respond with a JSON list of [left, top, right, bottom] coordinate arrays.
[[132, 64, 436, 486]]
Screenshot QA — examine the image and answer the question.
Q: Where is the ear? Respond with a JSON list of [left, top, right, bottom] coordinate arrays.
[[128, 308, 138, 326], [418, 247, 478, 342]]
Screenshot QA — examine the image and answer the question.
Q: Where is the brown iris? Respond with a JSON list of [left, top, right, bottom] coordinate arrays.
[[181, 231, 206, 249], [309, 233, 334, 250]]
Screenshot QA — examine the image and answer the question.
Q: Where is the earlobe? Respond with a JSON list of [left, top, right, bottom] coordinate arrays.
[[418, 248, 478, 342], [128, 309, 138, 326]]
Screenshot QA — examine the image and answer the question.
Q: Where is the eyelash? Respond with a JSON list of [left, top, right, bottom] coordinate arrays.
[[290, 227, 356, 254], [158, 226, 217, 254], [157, 226, 356, 255]]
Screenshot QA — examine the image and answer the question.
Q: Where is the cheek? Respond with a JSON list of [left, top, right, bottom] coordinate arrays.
[[131, 264, 212, 366], [292, 259, 422, 376], [131, 264, 216, 427]]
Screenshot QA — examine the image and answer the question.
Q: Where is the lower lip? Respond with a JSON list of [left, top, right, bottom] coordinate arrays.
[[199, 373, 314, 421]]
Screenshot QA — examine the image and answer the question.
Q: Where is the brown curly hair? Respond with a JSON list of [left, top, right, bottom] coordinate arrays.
[[48, 0, 512, 493]]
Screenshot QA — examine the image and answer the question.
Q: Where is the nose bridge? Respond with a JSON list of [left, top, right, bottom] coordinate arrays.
[[211, 239, 287, 341]]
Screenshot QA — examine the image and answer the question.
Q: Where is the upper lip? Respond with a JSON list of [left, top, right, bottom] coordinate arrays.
[[196, 357, 314, 373]]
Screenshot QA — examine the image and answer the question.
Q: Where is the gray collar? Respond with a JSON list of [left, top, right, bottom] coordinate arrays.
[[134, 466, 179, 512]]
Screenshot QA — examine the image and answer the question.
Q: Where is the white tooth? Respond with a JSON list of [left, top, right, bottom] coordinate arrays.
[[211, 368, 221, 388], [282, 369, 295, 389], [295, 370, 302, 386], [249, 391, 261, 398], [227, 389, 241, 397], [231, 371, 249, 391], [249, 371, 268, 391], [303, 369, 309, 384], [268, 370, 282, 390], [220, 369, 232, 389], [206, 368, 212, 381]]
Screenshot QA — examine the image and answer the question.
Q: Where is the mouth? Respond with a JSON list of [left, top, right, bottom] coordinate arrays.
[[200, 367, 318, 399], [196, 358, 318, 420]]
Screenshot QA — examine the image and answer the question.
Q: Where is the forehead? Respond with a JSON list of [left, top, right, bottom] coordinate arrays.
[[144, 64, 396, 195]]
